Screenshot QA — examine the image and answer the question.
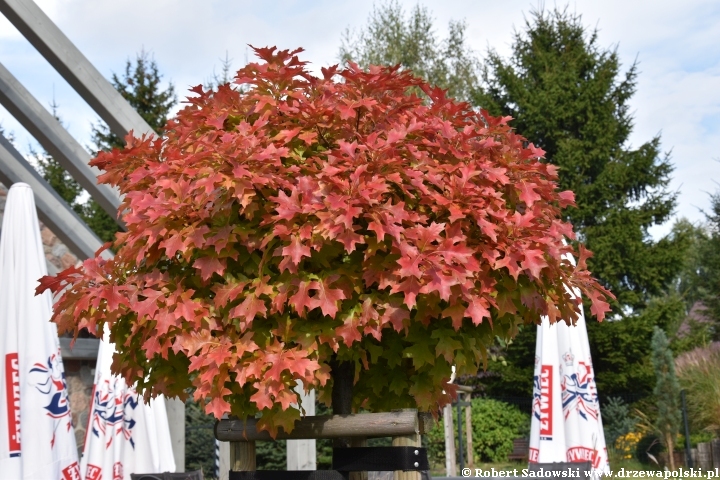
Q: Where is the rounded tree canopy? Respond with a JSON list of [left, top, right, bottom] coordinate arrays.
[[39, 47, 612, 436]]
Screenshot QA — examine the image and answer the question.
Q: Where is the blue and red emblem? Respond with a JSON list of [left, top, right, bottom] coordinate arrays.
[[90, 379, 138, 449], [28, 351, 72, 447], [560, 351, 599, 421]]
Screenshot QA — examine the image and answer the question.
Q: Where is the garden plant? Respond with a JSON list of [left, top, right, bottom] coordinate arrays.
[[38, 47, 612, 436]]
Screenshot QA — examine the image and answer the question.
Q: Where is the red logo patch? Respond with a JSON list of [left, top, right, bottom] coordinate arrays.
[[113, 461, 124, 480], [4, 353, 20, 456], [86, 464, 102, 480], [62, 462, 81, 480], [539, 364, 553, 438]]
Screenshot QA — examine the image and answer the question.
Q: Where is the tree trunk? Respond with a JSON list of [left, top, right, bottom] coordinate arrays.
[[666, 434, 676, 470], [330, 358, 354, 448]]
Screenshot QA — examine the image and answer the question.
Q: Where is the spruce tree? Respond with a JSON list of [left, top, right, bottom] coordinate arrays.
[[86, 50, 176, 242], [651, 326, 681, 469], [474, 8, 685, 312]]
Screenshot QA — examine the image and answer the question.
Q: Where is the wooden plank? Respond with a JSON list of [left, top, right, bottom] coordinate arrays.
[[442, 404, 456, 476], [0, 135, 107, 262], [417, 412, 435, 435], [392, 434, 421, 480], [216, 411, 419, 442], [230, 441, 256, 471], [0, 0, 154, 140], [0, 61, 123, 223]]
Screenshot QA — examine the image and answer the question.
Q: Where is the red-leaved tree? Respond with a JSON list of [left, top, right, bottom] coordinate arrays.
[[39, 47, 612, 435]]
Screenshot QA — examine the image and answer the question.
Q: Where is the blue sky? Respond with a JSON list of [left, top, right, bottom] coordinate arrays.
[[0, 0, 718, 238]]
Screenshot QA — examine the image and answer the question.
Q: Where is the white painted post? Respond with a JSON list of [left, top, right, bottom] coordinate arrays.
[[287, 383, 316, 470], [165, 397, 186, 472], [219, 441, 230, 480]]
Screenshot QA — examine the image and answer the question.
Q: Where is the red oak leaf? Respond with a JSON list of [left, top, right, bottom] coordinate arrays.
[[194, 256, 225, 281], [311, 278, 346, 317], [521, 249, 548, 279], [282, 236, 311, 267], [518, 182, 542, 206], [465, 298, 491, 326], [205, 394, 232, 419]]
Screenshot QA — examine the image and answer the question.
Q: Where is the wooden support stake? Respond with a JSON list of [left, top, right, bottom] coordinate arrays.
[[350, 437, 368, 480], [443, 403, 456, 477], [464, 393, 474, 470], [230, 441, 256, 472], [393, 433, 421, 480]]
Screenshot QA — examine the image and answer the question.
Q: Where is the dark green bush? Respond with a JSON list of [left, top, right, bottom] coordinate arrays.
[[425, 398, 530, 465]]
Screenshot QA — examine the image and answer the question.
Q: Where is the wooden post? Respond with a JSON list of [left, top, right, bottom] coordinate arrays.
[[443, 403, 456, 476], [465, 392, 474, 470], [351, 438, 369, 480], [230, 440, 256, 472], [393, 433, 421, 480]]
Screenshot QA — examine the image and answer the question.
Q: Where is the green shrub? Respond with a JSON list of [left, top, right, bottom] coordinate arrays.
[[471, 398, 529, 462], [425, 398, 529, 465]]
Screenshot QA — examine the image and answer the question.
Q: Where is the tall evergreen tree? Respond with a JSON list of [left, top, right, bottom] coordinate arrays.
[[474, 8, 685, 312], [650, 326, 681, 469], [86, 50, 176, 242], [339, 0, 479, 103], [91, 49, 176, 151]]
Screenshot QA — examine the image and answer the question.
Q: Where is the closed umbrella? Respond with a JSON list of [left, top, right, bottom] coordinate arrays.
[[0, 183, 80, 479], [80, 327, 175, 480], [529, 261, 610, 474]]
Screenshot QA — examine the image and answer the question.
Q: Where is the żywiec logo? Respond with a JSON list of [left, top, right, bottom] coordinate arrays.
[[560, 351, 599, 422], [4, 353, 20, 457], [566, 446, 603, 469], [28, 351, 73, 447], [85, 464, 102, 480], [91, 379, 139, 449], [532, 364, 553, 440], [61, 462, 81, 480], [113, 461, 124, 480]]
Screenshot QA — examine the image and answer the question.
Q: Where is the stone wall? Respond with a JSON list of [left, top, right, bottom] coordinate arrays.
[[0, 182, 94, 457]]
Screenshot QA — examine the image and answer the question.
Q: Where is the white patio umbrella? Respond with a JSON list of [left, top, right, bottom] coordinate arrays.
[[80, 328, 176, 480], [0, 183, 81, 479], [529, 259, 610, 474]]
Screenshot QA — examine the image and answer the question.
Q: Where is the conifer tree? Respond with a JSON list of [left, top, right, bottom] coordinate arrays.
[[339, 0, 479, 103], [651, 326, 681, 470], [474, 8, 684, 312]]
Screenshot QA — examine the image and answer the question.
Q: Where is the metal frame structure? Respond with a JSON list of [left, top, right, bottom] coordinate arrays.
[[0, 0, 185, 471]]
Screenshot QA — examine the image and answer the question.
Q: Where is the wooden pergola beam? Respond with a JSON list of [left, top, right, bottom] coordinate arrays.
[[0, 0, 153, 140], [0, 61, 123, 225], [0, 133, 106, 260]]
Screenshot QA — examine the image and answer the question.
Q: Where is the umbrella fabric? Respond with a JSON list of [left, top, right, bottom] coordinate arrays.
[[529, 281, 610, 473], [80, 328, 176, 480], [0, 183, 80, 479]]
